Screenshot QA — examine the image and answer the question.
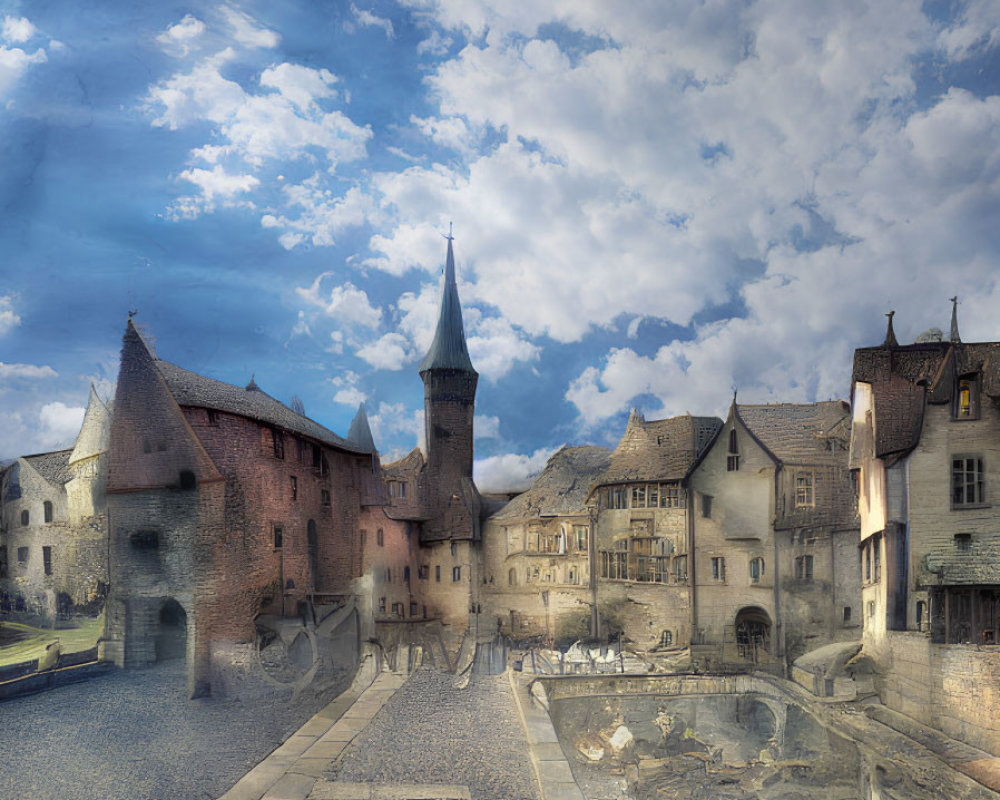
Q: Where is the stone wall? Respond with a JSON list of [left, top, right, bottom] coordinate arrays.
[[869, 630, 1000, 756]]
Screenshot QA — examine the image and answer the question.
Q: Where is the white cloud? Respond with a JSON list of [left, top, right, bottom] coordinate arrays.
[[0, 295, 20, 335], [146, 50, 371, 222], [171, 165, 260, 217], [0, 362, 58, 380], [295, 275, 382, 328], [333, 386, 367, 406], [474, 446, 560, 493], [260, 63, 338, 110], [2, 16, 37, 44], [940, 0, 1000, 60], [368, 401, 425, 455], [417, 29, 452, 56], [350, 5, 394, 39], [156, 14, 206, 57], [220, 6, 280, 49], [38, 401, 85, 448], [0, 36, 47, 98], [474, 414, 500, 439], [356, 332, 412, 370]]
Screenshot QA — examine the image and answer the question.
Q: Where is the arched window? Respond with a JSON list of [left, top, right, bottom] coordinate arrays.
[[179, 470, 196, 490], [660, 630, 673, 647], [20, 510, 29, 526], [508, 568, 516, 586], [43, 501, 53, 523], [727, 429, 739, 471]]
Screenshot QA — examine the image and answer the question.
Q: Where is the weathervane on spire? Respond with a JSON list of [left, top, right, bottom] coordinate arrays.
[[443, 221, 454, 241]]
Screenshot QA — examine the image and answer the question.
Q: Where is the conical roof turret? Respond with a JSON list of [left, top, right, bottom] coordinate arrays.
[[418, 235, 476, 375], [347, 403, 377, 454]]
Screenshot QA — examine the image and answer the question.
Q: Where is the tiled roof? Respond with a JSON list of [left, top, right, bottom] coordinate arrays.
[[382, 447, 425, 476], [737, 401, 851, 465], [492, 445, 611, 519], [154, 361, 367, 454], [23, 449, 74, 486], [852, 340, 1000, 458], [597, 413, 722, 485], [347, 404, 377, 454]]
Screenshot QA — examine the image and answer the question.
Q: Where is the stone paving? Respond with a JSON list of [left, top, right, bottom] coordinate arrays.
[[331, 667, 540, 800], [0, 659, 352, 800]]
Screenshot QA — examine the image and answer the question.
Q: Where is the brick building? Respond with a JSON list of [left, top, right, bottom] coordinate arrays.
[[850, 305, 1000, 755], [688, 399, 860, 670], [0, 386, 110, 621], [100, 237, 484, 695]]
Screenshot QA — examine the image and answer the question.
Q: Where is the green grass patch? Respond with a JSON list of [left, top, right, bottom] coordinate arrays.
[[0, 612, 104, 668]]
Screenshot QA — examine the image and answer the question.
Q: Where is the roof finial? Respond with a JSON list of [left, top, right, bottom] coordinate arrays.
[[883, 310, 898, 348], [443, 221, 454, 241], [949, 296, 961, 343]]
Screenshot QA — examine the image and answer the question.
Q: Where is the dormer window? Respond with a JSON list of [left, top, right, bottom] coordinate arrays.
[[955, 375, 979, 420], [727, 429, 739, 472]]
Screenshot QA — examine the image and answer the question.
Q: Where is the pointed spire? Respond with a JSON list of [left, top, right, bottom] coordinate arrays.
[[245, 374, 260, 392], [347, 403, 377, 454], [418, 233, 476, 374], [883, 310, 898, 348], [949, 296, 961, 343]]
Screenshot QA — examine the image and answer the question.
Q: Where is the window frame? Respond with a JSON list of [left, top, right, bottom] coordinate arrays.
[[749, 556, 764, 584], [710, 556, 725, 582], [952, 455, 986, 508], [954, 375, 980, 420], [795, 471, 815, 508]]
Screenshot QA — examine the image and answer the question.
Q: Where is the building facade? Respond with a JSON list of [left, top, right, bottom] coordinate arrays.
[[850, 308, 1000, 755], [689, 400, 860, 670], [0, 387, 110, 621]]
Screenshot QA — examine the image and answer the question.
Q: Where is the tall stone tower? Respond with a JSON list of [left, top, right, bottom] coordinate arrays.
[[419, 236, 478, 493]]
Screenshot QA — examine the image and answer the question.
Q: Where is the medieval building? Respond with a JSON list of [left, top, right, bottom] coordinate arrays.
[[850, 305, 1000, 755], [688, 399, 860, 670], [591, 412, 721, 651], [94, 236, 483, 696], [481, 445, 610, 643], [0, 386, 110, 621]]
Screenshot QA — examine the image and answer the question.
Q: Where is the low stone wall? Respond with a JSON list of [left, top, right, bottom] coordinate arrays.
[[874, 632, 1000, 756], [0, 659, 114, 700]]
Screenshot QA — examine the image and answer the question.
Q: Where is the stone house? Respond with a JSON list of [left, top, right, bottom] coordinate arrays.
[[591, 411, 722, 651], [0, 386, 110, 620], [481, 445, 610, 644], [850, 307, 1000, 755], [688, 399, 859, 671]]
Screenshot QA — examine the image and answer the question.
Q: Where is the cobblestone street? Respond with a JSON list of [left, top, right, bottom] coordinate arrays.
[[335, 668, 540, 800], [0, 660, 350, 800]]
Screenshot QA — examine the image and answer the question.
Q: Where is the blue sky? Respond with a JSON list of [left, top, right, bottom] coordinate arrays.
[[1, 0, 999, 489]]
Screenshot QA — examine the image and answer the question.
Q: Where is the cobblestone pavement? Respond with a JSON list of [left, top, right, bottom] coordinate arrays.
[[334, 667, 540, 800], [0, 660, 351, 800]]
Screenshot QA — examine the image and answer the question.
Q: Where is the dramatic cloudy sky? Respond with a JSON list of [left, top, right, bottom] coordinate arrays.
[[2, 1, 999, 488]]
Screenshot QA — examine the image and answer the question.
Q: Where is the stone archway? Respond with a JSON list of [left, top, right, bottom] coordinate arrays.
[[735, 606, 771, 661], [156, 599, 187, 662]]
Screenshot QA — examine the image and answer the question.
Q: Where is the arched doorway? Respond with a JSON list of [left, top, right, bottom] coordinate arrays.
[[735, 606, 771, 662], [156, 599, 187, 661]]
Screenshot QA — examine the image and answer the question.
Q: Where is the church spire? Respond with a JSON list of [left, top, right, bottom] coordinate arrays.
[[883, 310, 898, 348], [949, 296, 961, 343], [418, 233, 476, 375]]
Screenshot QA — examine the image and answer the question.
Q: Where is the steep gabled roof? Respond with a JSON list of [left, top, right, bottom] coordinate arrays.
[[852, 336, 1000, 459], [382, 447, 425, 476], [492, 445, 611, 520], [597, 412, 722, 485], [737, 401, 851, 465], [418, 236, 476, 374], [23, 449, 74, 486], [154, 360, 367, 454]]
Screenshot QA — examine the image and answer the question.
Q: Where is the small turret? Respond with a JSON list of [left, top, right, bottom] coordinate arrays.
[[347, 403, 377, 455]]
